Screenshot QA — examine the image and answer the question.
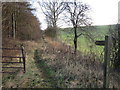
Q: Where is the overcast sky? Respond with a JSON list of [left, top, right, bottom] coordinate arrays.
[[31, 0, 120, 30]]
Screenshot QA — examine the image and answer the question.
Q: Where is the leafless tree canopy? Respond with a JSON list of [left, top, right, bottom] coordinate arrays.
[[63, 1, 91, 54], [38, 0, 66, 28], [64, 1, 91, 28]]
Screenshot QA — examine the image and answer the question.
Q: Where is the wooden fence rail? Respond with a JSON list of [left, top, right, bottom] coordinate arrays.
[[0, 45, 26, 73]]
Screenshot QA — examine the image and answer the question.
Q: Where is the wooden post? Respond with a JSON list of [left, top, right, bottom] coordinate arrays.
[[95, 36, 112, 88], [103, 36, 111, 88], [21, 45, 26, 73], [12, 12, 16, 39]]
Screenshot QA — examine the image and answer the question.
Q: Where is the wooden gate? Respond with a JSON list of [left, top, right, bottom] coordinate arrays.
[[0, 45, 26, 73]]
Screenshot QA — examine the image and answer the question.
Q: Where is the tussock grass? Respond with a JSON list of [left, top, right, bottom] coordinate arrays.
[[2, 37, 120, 88], [34, 40, 104, 88]]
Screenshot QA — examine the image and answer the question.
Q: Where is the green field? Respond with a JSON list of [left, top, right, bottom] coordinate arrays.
[[58, 25, 116, 58]]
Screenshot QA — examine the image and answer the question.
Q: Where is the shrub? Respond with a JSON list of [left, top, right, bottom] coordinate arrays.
[[44, 27, 57, 38]]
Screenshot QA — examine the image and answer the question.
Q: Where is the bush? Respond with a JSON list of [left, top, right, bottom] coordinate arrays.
[[44, 27, 57, 38]]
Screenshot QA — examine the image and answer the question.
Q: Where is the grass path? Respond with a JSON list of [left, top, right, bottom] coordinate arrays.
[[2, 38, 120, 88], [2, 40, 54, 88]]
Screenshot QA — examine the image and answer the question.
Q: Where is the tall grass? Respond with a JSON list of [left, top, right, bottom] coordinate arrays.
[[34, 48, 104, 88]]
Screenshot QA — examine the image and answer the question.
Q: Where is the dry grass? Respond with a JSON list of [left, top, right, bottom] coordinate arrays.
[[36, 37, 120, 88], [2, 37, 120, 88], [2, 39, 53, 88], [37, 37, 103, 88]]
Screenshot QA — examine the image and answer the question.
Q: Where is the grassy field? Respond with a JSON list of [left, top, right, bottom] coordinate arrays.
[[58, 25, 116, 58]]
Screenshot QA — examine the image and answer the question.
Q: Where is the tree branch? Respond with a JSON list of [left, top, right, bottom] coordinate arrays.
[[77, 33, 83, 38]]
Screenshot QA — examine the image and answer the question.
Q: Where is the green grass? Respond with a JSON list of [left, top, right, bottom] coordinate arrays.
[[2, 44, 56, 88], [58, 30, 103, 55], [34, 49, 67, 88], [58, 25, 116, 57]]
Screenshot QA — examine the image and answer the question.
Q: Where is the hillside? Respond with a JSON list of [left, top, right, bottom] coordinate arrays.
[[1, 2, 120, 89], [60, 24, 117, 39], [58, 24, 117, 54], [2, 36, 120, 88]]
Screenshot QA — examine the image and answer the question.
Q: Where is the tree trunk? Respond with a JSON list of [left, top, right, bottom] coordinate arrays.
[[74, 27, 77, 54]]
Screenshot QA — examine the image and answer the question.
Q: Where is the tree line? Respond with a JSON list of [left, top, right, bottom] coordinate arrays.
[[2, 2, 42, 41]]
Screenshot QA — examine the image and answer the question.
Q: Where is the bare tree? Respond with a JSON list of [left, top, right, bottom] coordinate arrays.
[[64, 1, 91, 54], [38, 0, 66, 28]]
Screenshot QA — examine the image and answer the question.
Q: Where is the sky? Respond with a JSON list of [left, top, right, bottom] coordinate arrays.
[[31, 0, 120, 30]]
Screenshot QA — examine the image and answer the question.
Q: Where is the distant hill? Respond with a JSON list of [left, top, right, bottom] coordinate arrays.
[[60, 24, 117, 40], [58, 24, 117, 53]]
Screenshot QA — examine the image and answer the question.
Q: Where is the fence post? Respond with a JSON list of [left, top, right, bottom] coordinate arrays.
[[21, 45, 26, 73], [103, 36, 111, 88]]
